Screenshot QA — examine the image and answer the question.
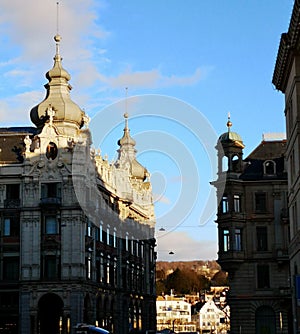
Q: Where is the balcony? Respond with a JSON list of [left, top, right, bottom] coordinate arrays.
[[4, 199, 20, 208], [42, 234, 61, 249], [275, 248, 289, 264], [218, 250, 245, 273], [40, 197, 61, 207]]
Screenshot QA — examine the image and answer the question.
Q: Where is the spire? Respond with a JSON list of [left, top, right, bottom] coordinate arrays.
[[46, 34, 71, 82], [227, 112, 232, 132], [118, 113, 136, 151], [116, 113, 148, 181], [219, 113, 245, 149]]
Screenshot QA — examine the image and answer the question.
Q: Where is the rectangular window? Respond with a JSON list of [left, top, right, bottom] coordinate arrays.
[[45, 216, 58, 234], [113, 230, 117, 248], [86, 256, 92, 280], [99, 225, 103, 242], [3, 217, 20, 237], [102, 229, 107, 245], [257, 227, 268, 251], [257, 264, 270, 288], [44, 256, 58, 280], [95, 227, 100, 241], [100, 254, 105, 282], [234, 228, 242, 251], [140, 242, 144, 258], [221, 196, 229, 213], [233, 194, 241, 213], [5, 184, 20, 208], [41, 182, 61, 198], [255, 193, 266, 212], [223, 229, 230, 252], [106, 259, 110, 284], [86, 223, 92, 237], [4, 218, 10, 236], [3, 257, 19, 280], [106, 227, 110, 245], [126, 234, 129, 251], [6, 184, 20, 199]]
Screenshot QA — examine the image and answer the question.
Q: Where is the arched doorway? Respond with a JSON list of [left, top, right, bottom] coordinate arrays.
[[255, 305, 276, 334], [38, 293, 63, 334]]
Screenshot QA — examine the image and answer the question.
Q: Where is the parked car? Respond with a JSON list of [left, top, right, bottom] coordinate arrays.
[[74, 323, 110, 334]]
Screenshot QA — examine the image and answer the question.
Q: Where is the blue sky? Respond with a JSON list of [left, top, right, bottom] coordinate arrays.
[[0, 1, 293, 261]]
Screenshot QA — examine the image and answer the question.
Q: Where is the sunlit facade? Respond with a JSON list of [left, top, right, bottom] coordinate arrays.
[[273, 2, 300, 333], [0, 35, 156, 334], [212, 119, 292, 333]]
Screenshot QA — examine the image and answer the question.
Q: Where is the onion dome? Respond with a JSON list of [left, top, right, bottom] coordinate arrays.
[[116, 113, 148, 181], [117, 112, 136, 148], [30, 34, 85, 133], [219, 114, 244, 148]]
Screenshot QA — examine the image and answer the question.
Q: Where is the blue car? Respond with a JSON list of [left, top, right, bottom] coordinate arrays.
[[74, 324, 110, 334]]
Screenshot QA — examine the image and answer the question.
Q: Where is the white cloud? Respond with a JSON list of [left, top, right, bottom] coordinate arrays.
[[0, 0, 107, 62], [97, 67, 203, 89], [156, 230, 217, 261], [0, 91, 44, 125], [0, 0, 208, 126]]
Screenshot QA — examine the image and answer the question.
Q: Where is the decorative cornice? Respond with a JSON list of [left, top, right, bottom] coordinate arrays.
[[272, 1, 300, 92]]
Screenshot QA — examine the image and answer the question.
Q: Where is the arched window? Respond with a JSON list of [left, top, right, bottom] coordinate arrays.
[[46, 142, 58, 160], [232, 154, 239, 172], [264, 160, 276, 175], [222, 156, 228, 172], [255, 306, 276, 334]]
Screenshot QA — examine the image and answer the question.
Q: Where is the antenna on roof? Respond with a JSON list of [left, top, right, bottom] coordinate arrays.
[[56, 2, 60, 35]]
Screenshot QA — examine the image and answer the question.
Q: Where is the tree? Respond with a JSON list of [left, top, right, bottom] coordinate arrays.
[[211, 270, 228, 286], [164, 268, 210, 294]]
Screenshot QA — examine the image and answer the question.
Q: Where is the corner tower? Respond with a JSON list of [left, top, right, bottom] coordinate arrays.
[[217, 115, 245, 175]]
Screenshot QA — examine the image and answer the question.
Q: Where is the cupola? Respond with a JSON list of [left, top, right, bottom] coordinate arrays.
[[217, 114, 245, 174], [30, 34, 86, 136], [116, 113, 148, 181]]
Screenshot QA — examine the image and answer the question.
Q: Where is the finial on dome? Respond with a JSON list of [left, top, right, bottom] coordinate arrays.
[[54, 34, 61, 60], [124, 112, 129, 131], [227, 112, 232, 132]]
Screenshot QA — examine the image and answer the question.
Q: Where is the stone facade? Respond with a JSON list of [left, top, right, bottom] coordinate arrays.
[[0, 35, 156, 334], [212, 119, 292, 333], [273, 2, 300, 333]]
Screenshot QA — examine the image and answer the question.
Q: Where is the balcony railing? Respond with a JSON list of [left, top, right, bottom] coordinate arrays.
[[4, 199, 20, 208], [40, 197, 61, 207]]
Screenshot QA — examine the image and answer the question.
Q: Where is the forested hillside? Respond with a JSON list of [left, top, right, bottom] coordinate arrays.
[[156, 260, 228, 295]]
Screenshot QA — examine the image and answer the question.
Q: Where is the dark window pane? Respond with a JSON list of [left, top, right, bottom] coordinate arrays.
[[257, 265, 270, 288], [44, 256, 58, 279], [255, 193, 266, 212], [3, 258, 19, 280], [257, 227, 268, 251]]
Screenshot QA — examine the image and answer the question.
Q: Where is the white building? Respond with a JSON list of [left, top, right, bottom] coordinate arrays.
[[199, 299, 229, 334], [156, 295, 196, 332]]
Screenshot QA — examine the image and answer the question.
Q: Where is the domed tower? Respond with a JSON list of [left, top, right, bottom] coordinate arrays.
[[217, 114, 245, 176], [30, 34, 86, 136], [115, 113, 148, 184]]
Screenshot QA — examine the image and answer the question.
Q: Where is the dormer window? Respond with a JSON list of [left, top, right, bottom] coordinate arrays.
[[264, 160, 276, 175]]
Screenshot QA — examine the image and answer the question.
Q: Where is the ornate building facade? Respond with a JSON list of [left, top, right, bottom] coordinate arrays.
[[0, 34, 156, 334], [212, 119, 292, 333], [273, 1, 300, 332]]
